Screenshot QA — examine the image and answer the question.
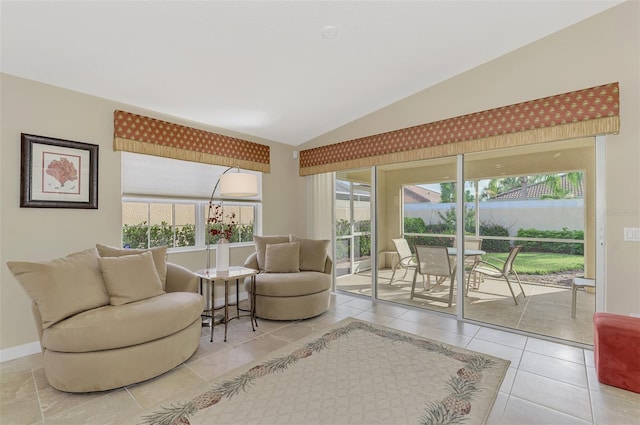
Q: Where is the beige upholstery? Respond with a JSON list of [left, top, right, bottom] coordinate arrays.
[[244, 236, 332, 320], [9, 249, 204, 393]]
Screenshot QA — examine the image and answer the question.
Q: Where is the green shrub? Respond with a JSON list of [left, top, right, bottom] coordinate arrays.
[[404, 217, 427, 234], [123, 221, 253, 249], [479, 223, 511, 252], [404, 235, 451, 252], [516, 228, 584, 255]]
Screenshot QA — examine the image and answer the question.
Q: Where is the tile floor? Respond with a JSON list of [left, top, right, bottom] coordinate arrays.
[[337, 269, 596, 345], [1, 292, 638, 425]]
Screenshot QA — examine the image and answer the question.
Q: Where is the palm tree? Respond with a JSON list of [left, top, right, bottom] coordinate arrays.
[[481, 172, 583, 200]]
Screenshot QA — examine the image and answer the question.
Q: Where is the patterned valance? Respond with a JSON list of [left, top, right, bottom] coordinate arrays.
[[299, 83, 619, 176], [113, 110, 270, 173]]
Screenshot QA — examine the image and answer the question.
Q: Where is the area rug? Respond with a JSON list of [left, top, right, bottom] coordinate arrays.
[[141, 318, 510, 425]]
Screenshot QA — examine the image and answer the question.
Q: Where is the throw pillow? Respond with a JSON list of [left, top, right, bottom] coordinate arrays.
[[264, 242, 300, 273], [96, 244, 167, 289], [290, 236, 329, 272], [7, 247, 109, 329], [98, 251, 165, 306], [253, 235, 289, 271]]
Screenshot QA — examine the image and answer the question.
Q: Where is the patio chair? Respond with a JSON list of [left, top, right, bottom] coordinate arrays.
[[453, 237, 483, 289], [390, 238, 418, 284], [467, 245, 526, 305], [411, 245, 456, 307]]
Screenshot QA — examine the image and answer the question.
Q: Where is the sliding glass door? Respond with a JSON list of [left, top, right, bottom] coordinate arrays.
[[334, 169, 373, 295], [375, 157, 459, 313], [462, 138, 596, 344], [331, 138, 597, 344]]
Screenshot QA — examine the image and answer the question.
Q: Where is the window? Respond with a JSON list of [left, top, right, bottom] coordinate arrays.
[[122, 199, 257, 250], [122, 201, 196, 249], [121, 152, 261, 250]]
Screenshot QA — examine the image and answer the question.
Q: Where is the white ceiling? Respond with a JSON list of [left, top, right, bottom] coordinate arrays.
[[0, 0, 624, 146]]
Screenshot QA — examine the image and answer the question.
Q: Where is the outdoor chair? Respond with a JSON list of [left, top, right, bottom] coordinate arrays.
[[390, 238, 421, 284], [411, 245, 456, 307], [467, 245, 526, 305], [453, 237, 483, 289]]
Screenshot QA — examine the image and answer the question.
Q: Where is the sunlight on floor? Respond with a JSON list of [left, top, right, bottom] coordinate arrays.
[[336, 268, 595, 345]]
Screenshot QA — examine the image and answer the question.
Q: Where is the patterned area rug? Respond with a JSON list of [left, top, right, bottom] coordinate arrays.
[[142, 318, 509, 425]]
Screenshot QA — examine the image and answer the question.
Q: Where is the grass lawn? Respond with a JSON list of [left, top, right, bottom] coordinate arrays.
[[481, 252, 584, 274]]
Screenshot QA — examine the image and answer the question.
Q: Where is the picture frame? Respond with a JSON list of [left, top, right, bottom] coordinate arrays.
[[20, 133, 99, 209]]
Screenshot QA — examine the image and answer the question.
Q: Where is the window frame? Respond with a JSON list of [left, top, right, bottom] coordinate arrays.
[[122, 196, 260, 252]]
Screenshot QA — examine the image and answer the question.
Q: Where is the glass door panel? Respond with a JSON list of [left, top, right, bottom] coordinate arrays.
[[462, 138, 596, 345], [334, 169, 373, 295], [375, 157, 458, 314]]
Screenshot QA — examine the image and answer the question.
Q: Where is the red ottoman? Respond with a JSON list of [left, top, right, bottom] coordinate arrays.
[[593, 313, 640, 393]]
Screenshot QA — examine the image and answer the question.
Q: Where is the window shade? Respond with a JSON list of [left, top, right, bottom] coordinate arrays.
[[122, 152, 262, 201], [113, 110, 270, 173], [299, 83, 619, 176]]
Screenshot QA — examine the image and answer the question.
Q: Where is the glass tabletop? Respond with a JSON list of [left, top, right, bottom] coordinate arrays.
[[195, 266, 258, 280]]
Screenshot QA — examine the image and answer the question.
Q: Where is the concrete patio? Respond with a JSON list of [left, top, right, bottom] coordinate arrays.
[[336, 268, 596, 345]]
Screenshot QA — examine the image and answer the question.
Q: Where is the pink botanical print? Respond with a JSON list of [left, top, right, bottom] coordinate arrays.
[[42, 152, 81, 194]]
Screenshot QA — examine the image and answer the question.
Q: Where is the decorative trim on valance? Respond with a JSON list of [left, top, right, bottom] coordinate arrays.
[[299, 83, 619, 176], [113, 110, 270, 173]]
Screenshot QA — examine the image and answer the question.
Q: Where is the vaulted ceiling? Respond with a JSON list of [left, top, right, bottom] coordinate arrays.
[[0, 1, 624, 146]]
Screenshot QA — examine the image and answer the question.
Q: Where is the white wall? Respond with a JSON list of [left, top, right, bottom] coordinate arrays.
[[405, 199, 585, 237], [0, 74, 303, 354], [300, 1, 640, 315]]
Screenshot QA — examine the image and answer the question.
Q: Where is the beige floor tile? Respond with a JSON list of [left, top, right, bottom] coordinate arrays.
[[486, 391, 508, 425], [340, 296, 374, 311], [44, 389, 140, 425], [524, 337, 586, 364], [3, 292, 636, 425], [126, 364, 206, 409], [500, 395, 592, 425], [0, 394, 43, 425], [187, 344, 255, 381], [268, 320, 326, 343], [330, 302, 371, 319], [511, 370, 592, 421], [368, 301, 411, 318], [0, 367, 36, 402], [590, 388, 640, 425], [518, 351, 588, 388], [387, 318, 472, 348], [395, 308, 445, 326], [431, 315, 482, 337], [353, 310, 397, 326], [584, 349, 595, 367], [475, 327, 528, 349], [338, 272, 595, 346], [231, 332, 293, 358], [499, 367, 517, 394], [38, 386, 111, 418], [466, 339, 524, 368], [586, 366, 640, 402]]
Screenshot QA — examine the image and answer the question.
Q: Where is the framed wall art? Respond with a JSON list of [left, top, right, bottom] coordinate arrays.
[[20, 133, 99, 209]]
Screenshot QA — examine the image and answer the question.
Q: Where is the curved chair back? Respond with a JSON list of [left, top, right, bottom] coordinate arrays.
[[503, 245, 522, 273], [392, 238, 413, 261], [415, 245, 452, 277]]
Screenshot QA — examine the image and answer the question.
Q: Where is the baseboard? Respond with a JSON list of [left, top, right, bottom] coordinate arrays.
[[0, 341, 41, 363]]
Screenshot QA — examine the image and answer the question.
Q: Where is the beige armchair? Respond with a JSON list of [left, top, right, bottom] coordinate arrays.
[[244, 235, 332, 320], [8, 246, 204, 393]]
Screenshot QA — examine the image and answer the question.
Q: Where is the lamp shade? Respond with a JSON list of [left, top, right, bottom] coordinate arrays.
[[219, 172, 258, 197]]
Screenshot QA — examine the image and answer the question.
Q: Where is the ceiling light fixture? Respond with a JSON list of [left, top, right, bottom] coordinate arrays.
[[321, 25, 338, 39]]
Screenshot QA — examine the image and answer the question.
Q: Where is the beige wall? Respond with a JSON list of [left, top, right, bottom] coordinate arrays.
[[2, 1, 639, 354], [0, 74, 302, 351], [300, 1, 640, 315]]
